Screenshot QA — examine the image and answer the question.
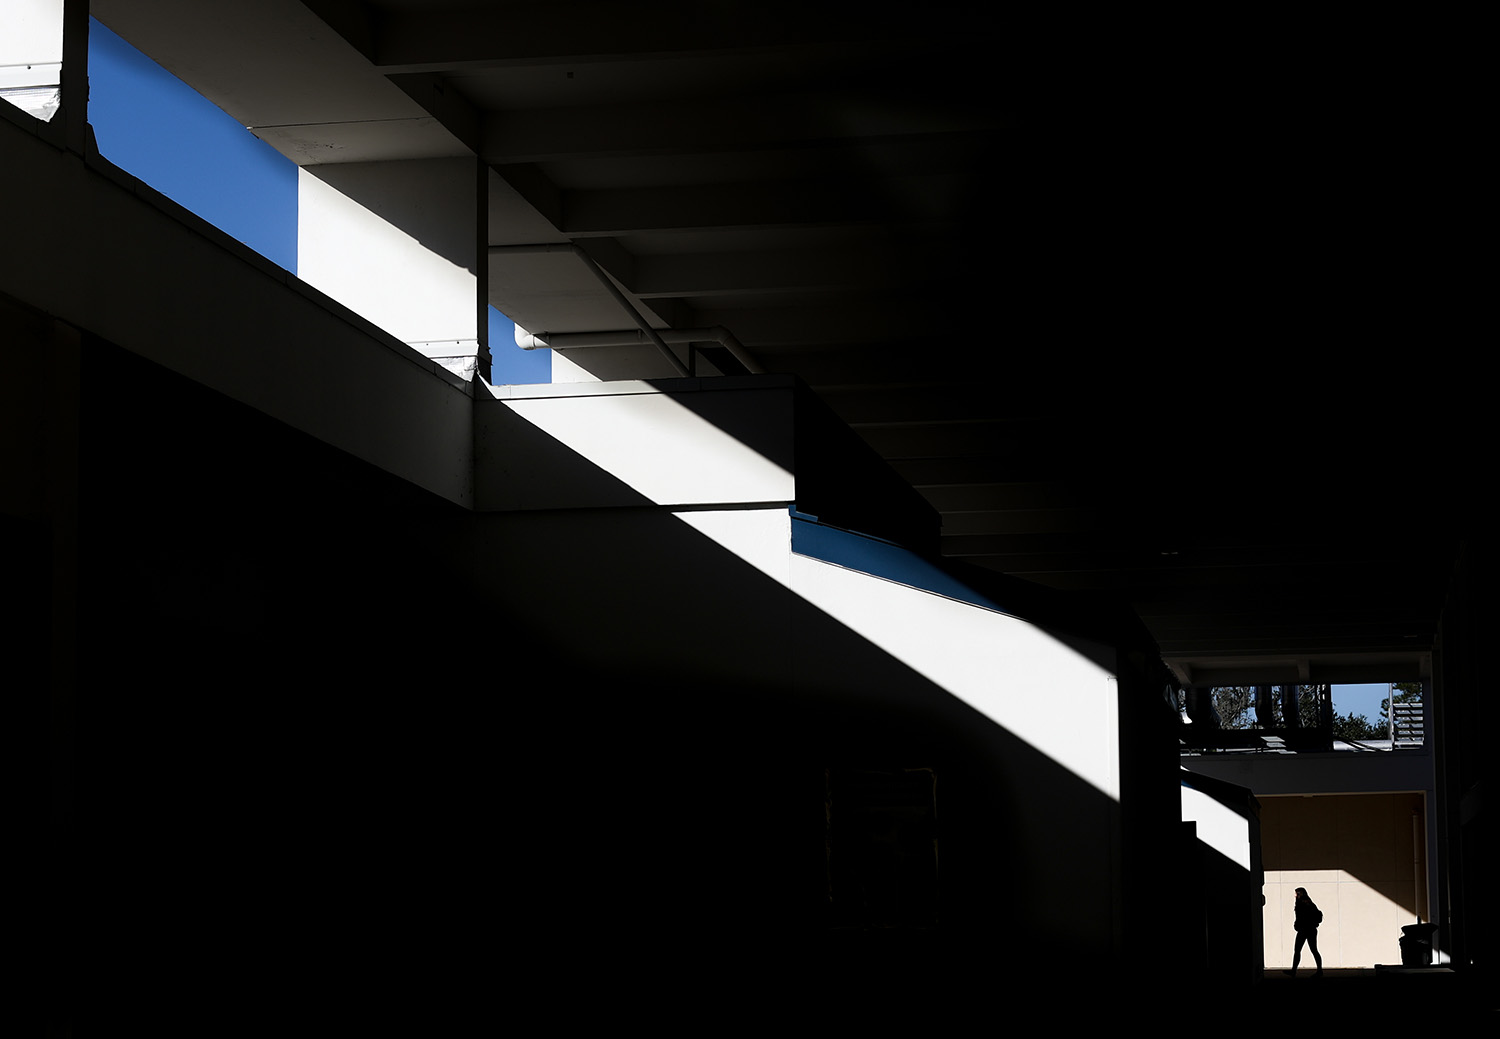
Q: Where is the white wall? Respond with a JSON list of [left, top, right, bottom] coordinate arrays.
[[0, 0, 62, 65], [2, 115, 475, 506], [482, 381, 794, 509], [0, 0, 63, 121], [478, 379, 1121, 801], [1182, 781, 1251, 870], [781, 528, 1121, 801], [298, 164, 478, 378]]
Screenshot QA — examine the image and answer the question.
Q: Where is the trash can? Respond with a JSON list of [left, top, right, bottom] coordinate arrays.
[[1399, 923, 1438, 966]]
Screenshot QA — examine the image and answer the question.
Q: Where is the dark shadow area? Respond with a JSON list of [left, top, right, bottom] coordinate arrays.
[[77, 340, 484, 1029], [1179, 771, 1265, 986], [1255, 966, 1488, 1025], [451, 494, 1182, 1019], [473, 393, 657, 512], [658, 377, 936, 552], [303, 160, 477, 275], [34, 322, 1487, 1030], [825, 767, 938, 930], [55, 336, 1176, 1026], [9, 10, 1493, 1030]]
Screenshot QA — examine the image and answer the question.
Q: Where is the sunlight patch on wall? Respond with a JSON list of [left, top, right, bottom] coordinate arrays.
[[677, 507, 1122, 801], [1264, 870, 1430, 968], [500, 386, 1121, 801], [297, 168, 477, 379], [1181, 783, 1250, 870], [498, 389, 794, 506]]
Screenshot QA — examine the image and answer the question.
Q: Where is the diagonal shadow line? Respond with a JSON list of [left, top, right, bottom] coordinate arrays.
[[457, 498, 1127, 959], [1259, 792, 1432, 938], [74, 349, 1161, 1015], [475, 380, 1128, 800], [462, 381, 1153, 975]]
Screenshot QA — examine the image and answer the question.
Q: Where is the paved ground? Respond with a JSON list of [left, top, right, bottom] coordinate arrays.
[[1252, 966, 1494, 1023]]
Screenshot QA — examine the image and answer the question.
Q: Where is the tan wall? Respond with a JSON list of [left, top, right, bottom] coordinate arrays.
[[1260, 792, 1427, 968]]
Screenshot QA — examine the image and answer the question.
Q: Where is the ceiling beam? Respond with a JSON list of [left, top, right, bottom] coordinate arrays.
[[477, 96, 996, 164], [687, 298, 927, 347], [360, 3, 984, 72], [549, 178, 899, 235], [625, 248, 897, 298], [1164, 659, 1429, 686]]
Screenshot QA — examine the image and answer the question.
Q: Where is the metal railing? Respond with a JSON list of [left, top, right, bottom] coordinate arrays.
[[1392, 702, 1424, 745]]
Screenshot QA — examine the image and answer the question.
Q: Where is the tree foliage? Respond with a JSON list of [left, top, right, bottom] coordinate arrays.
[[1210, 686, 1255, 729], [1207, 685, 1328, 730], [1294, 686, 1323, 727], [1333, 710, 1383, 741], [1196, 684, 1410, 742]]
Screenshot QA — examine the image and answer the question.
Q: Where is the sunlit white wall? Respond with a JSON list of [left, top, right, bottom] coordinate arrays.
[[0, 0, 63, 121], [1181, 782, 1251, 870], [677, 507, 1121, 801], [500, 388, 793, 506], [485, 382, 1123, 800], [470, 381, 1136, 960], [298, 167, 477, 377]]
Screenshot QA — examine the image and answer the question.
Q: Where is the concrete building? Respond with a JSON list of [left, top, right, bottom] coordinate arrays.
[[7, 1, 1490, 1027], [1186, 731, 1441, 970]]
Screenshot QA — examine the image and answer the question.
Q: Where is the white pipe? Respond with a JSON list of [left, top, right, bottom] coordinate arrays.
[[514, 325, 763, 375]]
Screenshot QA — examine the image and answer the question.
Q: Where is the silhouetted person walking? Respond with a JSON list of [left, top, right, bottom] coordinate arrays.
[[1284, 887, 1323, 977]]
